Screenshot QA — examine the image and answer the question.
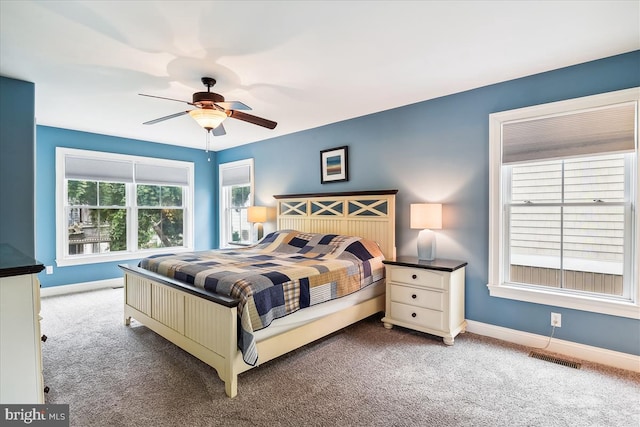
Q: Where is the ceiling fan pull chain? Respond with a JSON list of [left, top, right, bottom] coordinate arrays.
[[206, 129, 211, 162]]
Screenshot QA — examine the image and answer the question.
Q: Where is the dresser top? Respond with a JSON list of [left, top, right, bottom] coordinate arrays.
[[0, 244, 44, 278], [383, 256, 467, 272]]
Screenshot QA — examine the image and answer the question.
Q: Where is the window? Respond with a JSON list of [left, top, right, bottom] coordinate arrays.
[[56, 148, 194, 266], [136, 184, 184, 249], [219, 159, 254, 247], [488, 88, 639, 319], [67, 180, 127, 255]]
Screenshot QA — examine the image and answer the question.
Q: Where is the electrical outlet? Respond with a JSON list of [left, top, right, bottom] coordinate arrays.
[[551, 312, 562, 328], [45, 265, 53, 275]]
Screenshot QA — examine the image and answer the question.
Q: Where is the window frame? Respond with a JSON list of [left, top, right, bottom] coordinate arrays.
[[487, 88, 639, 319], [56, 148, 194, 266], [218, 158, 254, 248]]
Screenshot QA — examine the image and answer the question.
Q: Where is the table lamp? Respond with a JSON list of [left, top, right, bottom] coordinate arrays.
[[410, 203, 442, 261], [247, 206, 268, 241]]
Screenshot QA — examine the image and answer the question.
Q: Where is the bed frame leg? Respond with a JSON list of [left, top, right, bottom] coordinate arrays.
[[124, 315, 131, 326], [225, 376, 238, 398]]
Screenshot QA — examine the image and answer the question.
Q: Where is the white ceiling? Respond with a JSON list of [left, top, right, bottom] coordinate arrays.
[[1, 1, 638, 152]]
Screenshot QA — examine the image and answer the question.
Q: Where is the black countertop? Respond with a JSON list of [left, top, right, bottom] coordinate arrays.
[[0, 244, 45, 278]]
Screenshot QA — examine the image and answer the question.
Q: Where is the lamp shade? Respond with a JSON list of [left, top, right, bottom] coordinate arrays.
[[410, 203, 442, 230], [247, 206, 268, 223], [188, 108, 227, 130]]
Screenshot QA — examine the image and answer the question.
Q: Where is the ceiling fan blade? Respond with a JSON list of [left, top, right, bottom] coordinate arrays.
[[214, 101, 252, 111], [228, 110, 277, 129], [139, 93, 194, 106], [143, 111, 190, 125], [212, 123, 226, 136]]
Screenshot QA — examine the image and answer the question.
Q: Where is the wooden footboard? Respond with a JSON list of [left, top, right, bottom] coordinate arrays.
[[121, 264, 385, 397]]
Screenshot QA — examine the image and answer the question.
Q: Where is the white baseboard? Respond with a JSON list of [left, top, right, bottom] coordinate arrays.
[[466, 320, 640, 373], [40, 278, 124, 297]]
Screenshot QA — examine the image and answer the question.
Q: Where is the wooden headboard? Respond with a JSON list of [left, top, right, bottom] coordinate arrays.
[[274, 190, 397, 260]]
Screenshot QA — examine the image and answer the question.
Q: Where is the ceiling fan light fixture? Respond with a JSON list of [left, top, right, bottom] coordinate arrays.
[[140, 77, 277, 133], [188, 108, 227, 130]]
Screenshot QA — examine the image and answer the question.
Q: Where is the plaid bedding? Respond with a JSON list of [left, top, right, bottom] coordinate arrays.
[[139, 230, 385, 365]]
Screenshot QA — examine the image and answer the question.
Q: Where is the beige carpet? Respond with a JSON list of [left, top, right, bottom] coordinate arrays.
[[41, 288, 640, 427]]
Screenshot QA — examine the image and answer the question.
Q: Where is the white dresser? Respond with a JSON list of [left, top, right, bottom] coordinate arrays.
[[0, 244, 45, 403], [382, 257, 467, 345]]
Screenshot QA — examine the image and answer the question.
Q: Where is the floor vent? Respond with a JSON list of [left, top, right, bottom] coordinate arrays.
[[529, 351, 581, 369]]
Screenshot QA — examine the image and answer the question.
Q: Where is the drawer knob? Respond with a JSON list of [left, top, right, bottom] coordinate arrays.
[[411, 312, 417, 318], [41, 334, 48, 342], [411, 294, 417, 299], [44, 386, 50, 394], [412, 274, 417, 280]]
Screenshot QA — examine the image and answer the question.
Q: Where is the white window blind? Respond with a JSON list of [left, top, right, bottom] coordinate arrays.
[[503, 102, 636, 164], [65, 156, 133, 182], [66, 155, 190, 186], [135, 163, 190, 185], [221, 164, 251, 186]]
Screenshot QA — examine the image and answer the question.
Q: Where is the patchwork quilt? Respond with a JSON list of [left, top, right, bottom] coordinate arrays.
[[139, 230, 385, 365]]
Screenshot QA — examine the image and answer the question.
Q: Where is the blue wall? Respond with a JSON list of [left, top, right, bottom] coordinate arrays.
[[35, 126, 217, 287], [0, 76, 36, 258], [217, 51, 640, 355]]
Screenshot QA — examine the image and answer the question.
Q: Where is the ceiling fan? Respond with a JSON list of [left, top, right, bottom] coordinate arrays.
[[139, 77, 277, 137]]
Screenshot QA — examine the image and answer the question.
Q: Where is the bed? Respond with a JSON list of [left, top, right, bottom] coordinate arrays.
[[120, 190, 397, 397]]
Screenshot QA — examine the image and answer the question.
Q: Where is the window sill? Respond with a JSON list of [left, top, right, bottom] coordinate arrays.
[[56, 247, 193, 267], [487, 283, 639, 319]]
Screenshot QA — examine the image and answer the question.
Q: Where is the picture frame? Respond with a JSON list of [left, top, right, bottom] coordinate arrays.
[[320, 146, 349, 184]]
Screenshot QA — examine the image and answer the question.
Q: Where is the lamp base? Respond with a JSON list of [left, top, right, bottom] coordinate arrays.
[[256, 223, 264, 241], [417, 229, 436, 261]]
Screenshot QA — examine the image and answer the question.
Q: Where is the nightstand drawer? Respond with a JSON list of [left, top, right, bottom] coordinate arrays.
[[390, 284, 444, 311], [390, 302, 444, 330], [389, 266, 445, 290]]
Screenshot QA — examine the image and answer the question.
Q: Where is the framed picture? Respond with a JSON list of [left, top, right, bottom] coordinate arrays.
[[320, 146, 349, 184]]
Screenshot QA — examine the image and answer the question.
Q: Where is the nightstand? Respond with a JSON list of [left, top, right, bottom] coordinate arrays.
[[381, 257, 467, 345]]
